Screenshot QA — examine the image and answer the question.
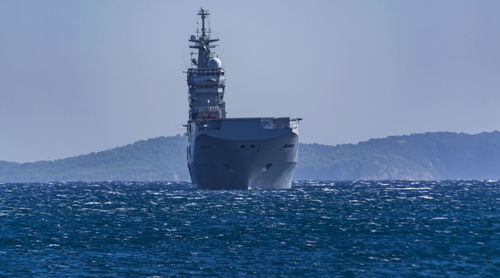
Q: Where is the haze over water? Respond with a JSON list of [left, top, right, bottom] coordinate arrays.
[[1, 180, 498, 276]]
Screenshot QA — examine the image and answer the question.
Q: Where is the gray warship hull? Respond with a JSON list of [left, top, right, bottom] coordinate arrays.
[[187, 118, 299, 189]]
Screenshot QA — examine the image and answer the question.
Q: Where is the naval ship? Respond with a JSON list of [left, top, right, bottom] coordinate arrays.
[[186, 8, 300, 189]]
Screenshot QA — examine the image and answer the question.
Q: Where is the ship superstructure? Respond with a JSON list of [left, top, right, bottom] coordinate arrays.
[[186, 8, 300, 189], [187, 8, 226, 122]]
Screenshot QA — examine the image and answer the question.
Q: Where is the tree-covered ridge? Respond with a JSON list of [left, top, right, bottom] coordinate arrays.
[[0, 135, 188, 182], [295, 131, 500, 180], [1, 131, 499, 182]]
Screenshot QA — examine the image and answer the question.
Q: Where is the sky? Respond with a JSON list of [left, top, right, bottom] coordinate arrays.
[[1, 0, 499, 162]]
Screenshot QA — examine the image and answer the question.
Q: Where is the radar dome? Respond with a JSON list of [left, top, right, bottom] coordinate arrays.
[[209, 57, 222, 68], [190, 35, 196, 41]]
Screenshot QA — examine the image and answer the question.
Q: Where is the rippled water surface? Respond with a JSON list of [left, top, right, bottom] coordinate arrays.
[[0, 181, 499, 277]]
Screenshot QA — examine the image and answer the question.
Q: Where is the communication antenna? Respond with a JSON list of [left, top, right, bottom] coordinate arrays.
[[198, 8, 209, 37]]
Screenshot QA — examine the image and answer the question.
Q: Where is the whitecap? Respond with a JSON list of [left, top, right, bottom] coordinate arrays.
[[419, 195, 434, 199]]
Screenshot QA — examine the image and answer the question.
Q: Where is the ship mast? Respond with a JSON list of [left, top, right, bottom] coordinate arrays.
[[189, 8, 219, 68], [199, 8, 207, 38]]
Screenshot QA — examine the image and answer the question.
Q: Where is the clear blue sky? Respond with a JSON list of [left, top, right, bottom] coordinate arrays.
[[1, 0, 499, 162]]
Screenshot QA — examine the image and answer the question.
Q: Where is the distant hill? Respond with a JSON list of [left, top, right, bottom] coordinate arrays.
[[0, 136, 188, 182], [296, 131, 500, 180], [1, 131, 499, 182]]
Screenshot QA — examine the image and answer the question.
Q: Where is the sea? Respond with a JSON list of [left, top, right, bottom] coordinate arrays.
[[0, 180, 499, 277]]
